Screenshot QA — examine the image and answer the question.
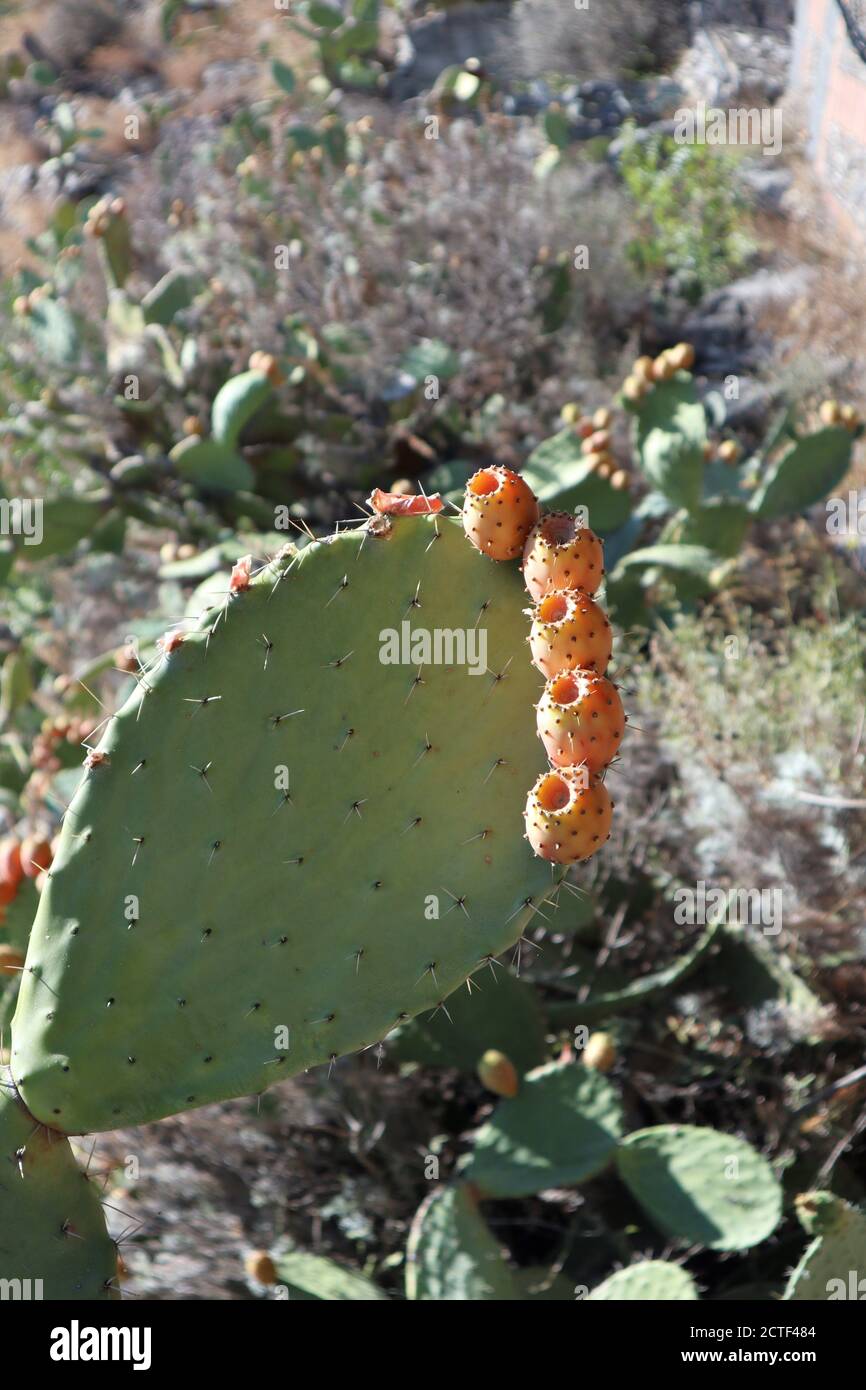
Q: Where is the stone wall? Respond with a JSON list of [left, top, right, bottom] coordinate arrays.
[[790, 0, 866, 236]]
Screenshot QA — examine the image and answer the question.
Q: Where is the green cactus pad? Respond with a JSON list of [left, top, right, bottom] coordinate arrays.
[[616, 1125, 782, 1252], [0, 1069, 117, 1299], [11, 517, 556, 1132], [545, 919, 721, 1028], [750, 427, 855, 520], [406, 1185, 517, 1300], [459, 1058, 624, 1197], [388, 966, 546, 1074], [630, 375, 707, 512], [587, 1260, 698, 1301], [142, 270, 197, 327], [169, 436, 254, 493], [211, 370, 274, 449], [273, 1250, 388, 1300], [784, 1192, 866, 1301]]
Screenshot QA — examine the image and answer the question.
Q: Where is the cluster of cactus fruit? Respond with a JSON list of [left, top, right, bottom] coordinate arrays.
[[559, 405, 630, 491], [461, 465, 623, 866]]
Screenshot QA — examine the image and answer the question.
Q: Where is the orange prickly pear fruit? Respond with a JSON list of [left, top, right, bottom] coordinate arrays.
[[535, 669, 625, 774], [718, 440, 741, 465], [652, 353, 676, 382], [522, 513, 604, 601], [477, 1049, 519, 1098], [20, 836, 52, 879], [668, 342, 695, 371], [0, 838, 23, 892], [583, 429, 611, 455], [524, 769, 613, 864], [622, 374, 649, 403], [0, 944, 25, 975], [528, 590, 612, 679], [462, 466, 539, 561], [245, 1251, 278, 1284], [583, 1032, 617, 1071]]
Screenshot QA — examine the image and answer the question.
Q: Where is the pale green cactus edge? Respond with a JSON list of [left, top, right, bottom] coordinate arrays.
[[587, 1260, 699, 1301], [406, 1184, 517, 1300], [784, 1191, 866, 1301]]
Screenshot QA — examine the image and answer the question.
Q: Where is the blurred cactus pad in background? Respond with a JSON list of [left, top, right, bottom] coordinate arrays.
[[0, 0, 865, 1303]]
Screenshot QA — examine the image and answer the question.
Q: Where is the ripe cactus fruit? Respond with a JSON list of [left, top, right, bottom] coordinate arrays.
[[248, 351, 285, 387], [245, 1250, 277, 1284], [622, 375, 649, 403], [651, 353, 676, 383], [462, 466, 539, 561], [582, 1031, 616, 1072], [0, 945, 24, 975], [528, 591, 612, 680], [11, 517, 555, 1133], [582, 430, 611, 456], [20, 837, 52, 879], [718, 440, 741, 465], [477, 1048, 519, 1098], [0, 839, 22, 891], [536, 670, 624, 774], [819, 400, 841, 427], [667, 342, 695, 371], [524, 769, 612, 864], [522, 513, 604, 602]]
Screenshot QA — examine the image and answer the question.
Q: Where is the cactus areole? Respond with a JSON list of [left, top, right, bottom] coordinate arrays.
[[10, 517, 559, 1134]]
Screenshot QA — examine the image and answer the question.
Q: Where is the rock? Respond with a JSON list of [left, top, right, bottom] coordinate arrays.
[[674, 17, 792, 107], [738, 160, 794, 214], [387, 2, 512, 102]]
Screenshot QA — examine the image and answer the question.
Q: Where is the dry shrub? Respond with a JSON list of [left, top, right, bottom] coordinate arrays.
[[122, 106, 641, 451]]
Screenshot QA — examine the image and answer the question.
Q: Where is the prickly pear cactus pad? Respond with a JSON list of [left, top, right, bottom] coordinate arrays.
[[587, 1260, 698, 1301], [783, 1192, 866, 1301], [11, 517, 556, 1133], [459, 1058, 625, 1197], [615, 1125, 783, 1252], [0, 1069, 117, 1299]]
